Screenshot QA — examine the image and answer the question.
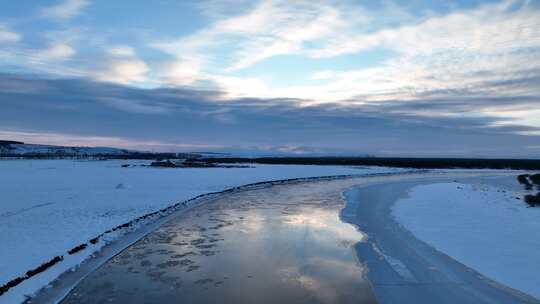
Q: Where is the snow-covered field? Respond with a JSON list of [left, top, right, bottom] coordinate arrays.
[[392, 181, 540, 299], [0, 159, 403, 303]]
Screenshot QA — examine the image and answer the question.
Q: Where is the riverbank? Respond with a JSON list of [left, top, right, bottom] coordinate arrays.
[[392, 176, 540, 300], [344, 174, 539, 303]]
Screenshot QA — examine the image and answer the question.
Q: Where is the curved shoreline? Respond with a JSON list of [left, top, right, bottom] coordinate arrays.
[[343, 175, 540, 303], [60, 175, 378, 304], [22, 170, 527, 304], [24, 171, 413, 304]]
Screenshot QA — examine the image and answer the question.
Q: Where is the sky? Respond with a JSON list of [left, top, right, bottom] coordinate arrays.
[[0, 0, 539, 157]]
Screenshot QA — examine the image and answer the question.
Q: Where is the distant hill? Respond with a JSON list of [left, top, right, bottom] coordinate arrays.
[[0, 140, 24, 145], [0, 141, 203, 159], [0, 141, 132, 157]]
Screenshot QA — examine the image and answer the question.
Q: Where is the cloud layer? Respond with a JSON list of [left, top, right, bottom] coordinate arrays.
[[0, 73, 539, 157], [0, 0, 539, 156]]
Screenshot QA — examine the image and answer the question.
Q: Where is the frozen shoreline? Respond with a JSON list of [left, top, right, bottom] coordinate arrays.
[[344, 173, 540, 303], [392, 176, 540, 300]]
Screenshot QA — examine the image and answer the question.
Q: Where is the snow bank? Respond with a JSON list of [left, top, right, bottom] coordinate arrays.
[[392, 182, 540, 299], [0, 159, 403, 303]]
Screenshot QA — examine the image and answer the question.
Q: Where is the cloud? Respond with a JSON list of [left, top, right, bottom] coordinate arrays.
[[1, 73, 539, 157], [149, 0, 364, 97], [202, 0, 540, 120], [161, 57, 205, 86], [35, 43, 76, 61], [222, 2, 348, 71], [0, 26, 20, 43], [152, 0, 353, 80], [86, 46, 156, 86], [151, 0, 540, 103], [108, 46, 136, 57], [310, 0, 540, 58], [42, 0, 90, 20], [208, 74, 270, 98], [1, 0, 539, 155], [95, 53, 149, 85], [302, 0, 540, 102], [99, 97, 169, 114], [7, 0, 538, 117]]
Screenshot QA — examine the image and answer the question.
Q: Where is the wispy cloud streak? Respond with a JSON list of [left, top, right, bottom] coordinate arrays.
[[41, 0, 90, 20]]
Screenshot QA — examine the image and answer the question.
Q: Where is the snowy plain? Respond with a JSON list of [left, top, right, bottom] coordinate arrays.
[[392, 181, 540, 300], [0, 159, 404, 303]]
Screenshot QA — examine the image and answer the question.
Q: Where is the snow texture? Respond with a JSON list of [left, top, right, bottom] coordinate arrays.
[[0, 159, 403, 303], [392, 182, 540, 299]]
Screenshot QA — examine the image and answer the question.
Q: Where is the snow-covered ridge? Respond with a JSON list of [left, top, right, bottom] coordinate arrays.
[[392, 181, 540, 300], [0, 159, 408, 303], [0, 141, 130, 156]]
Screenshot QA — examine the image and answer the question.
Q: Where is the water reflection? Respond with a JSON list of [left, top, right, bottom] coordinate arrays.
[[282, 207, 366, 245], [63, 180, 376, 304]]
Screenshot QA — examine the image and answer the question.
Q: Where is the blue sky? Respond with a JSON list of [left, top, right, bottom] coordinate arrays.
[[1, 0, 539, 157]]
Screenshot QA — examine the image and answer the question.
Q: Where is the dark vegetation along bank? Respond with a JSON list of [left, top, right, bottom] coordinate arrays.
[[202, 157, 540, 170], [517, 173, 540, 207], [149, 159, 250, 168]]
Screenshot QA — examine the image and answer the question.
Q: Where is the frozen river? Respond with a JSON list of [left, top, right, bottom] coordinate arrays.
[[54, 172, 538, 304], [61, 178, 377, 304]]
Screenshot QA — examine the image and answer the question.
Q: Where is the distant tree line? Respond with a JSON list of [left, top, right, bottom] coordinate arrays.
[[202, 157, 540, 170]]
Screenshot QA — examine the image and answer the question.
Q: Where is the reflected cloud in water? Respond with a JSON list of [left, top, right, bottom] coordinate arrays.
[[63, 179, 376, 304]]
